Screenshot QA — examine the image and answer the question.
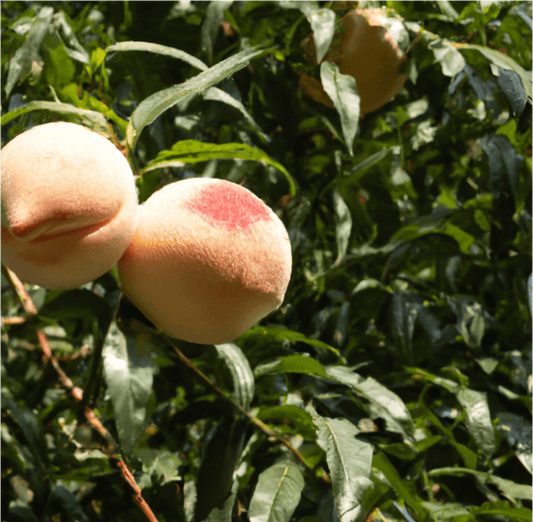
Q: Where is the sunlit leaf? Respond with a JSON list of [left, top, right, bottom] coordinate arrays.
[[106, 41, 208, 71], [248, 461, 305, 522], [215, 343, 255, 411], [141, 139, 296, 195], [127, 44, 269, 148], [102, 323, 157, 454], [313, 415, 373, 522], [254, 354, 328, 379], [320, 61, 360, 156]]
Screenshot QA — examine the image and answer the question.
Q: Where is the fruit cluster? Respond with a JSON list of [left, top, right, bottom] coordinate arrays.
[[1, 122, 292, 344]]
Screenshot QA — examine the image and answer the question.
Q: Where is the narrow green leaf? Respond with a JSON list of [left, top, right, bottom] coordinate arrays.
[[127, 44, 269, 148], [429, 467, 532, 501], [471, 501, 532, 522], [0, 101, 109, 132], [254, 354, 328, 379], [142, 139, 295, 195], [480, 134, 521, 201], [242, 326, 341, 357], [200, 1, 234, 63], [345, 147, 393, 178], [457, 44, 532, 102], [102, 322, 156, 454], [333, 190, 352, 266], [248, 461, 305, 522], [456, 388, 496, 458], [373, 451, 430, 521], [215, 343, 255, 411], [320, 62, 360, 156], [257, 405, 317, 440], [313, 415, 373, 522], [326, 366, 416, 438], [195, 417, 246, 522], [203, 479, 238, 522], [2, 395, 49, 471], [421, 501, 472, 521], [307, 8, 336, 62], [204, 86, 269, 142], [106, 41, 208, 70], [5, 8, 53, 97], [54, 484, 90, 522]]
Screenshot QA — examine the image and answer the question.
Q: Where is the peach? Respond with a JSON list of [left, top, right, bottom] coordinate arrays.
[[1, 122, 138, 290], [117, 178, 292, 344], [300, 8, 408, 115]]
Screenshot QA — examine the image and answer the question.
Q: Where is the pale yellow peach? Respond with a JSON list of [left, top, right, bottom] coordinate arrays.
[[1, 122, 138, 289], [301, 8, 408, 115], [117, 178, 292, 344]]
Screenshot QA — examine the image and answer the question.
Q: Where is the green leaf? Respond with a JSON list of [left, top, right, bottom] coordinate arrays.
[[429, 39, 466, 77], [53, 484, 90, 522], [135, 449, 183, 485], [102, 322, 156, 454], [142, 140, 296, 195], [0, 101, 109, 132], [470, 501, 532, 522], [320, 62, 360, 156], [257, 405, 317, 440], [106, 40, 208, 70], [200, 1, 234, 63], [203, 479, 238, 522], [248, 460, 305, 522], [313, 415, 373, 522], [42, 32, 76, 89], [195, 417, 246, 522], [332, 190, 352, 266], [39, 289, 112, 343], [480, 134, 521, 201], [215, 343, 255, 411], [457, 44, 532, 103], [344, 147, 393, 179], [242, 326, 341, 357], [429, 467, 532, 501], [373, 451, 430, 521], [326, 366, 416, 438], [254, 354, 328, 379], [204, 86, 269, 142], [127, 43, 269, 148], [5, 8, 53, 97], [307, 9, 336, 63], [421, 501, 472, 521], [2, 394, 49, 471], [456, 388, 496, 458]]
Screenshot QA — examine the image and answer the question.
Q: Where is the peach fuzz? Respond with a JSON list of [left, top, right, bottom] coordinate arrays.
[[300, 8, 408, 115], [117, 178, 292, 344], [1, 122, 138, 290]]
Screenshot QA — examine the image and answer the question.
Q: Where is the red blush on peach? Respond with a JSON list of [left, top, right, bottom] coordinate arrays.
[[187, 182, 271, 231]]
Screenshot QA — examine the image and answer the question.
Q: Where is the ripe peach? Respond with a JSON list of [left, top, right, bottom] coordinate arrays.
[[117, 178, 292, 344], [300, 8, 408, 115], [1, 122, 138, 290]]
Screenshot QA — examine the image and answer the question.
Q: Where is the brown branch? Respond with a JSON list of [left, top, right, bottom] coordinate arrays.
[[3, 266, 160, 522], [2, 316, 27, 325]]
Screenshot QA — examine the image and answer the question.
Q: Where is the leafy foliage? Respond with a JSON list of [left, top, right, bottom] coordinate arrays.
[[1, 1, 531, 521]]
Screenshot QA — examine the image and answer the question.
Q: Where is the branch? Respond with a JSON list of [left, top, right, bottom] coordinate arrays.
[[2, 266, 161, 522]]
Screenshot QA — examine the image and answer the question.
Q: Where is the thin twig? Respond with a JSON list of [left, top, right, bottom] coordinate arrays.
[[3, 266, 161, 522], [164, 334, 329, 478]]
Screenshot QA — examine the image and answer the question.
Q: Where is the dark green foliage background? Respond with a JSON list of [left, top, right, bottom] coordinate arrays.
[[1, 1, 531, 521]]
